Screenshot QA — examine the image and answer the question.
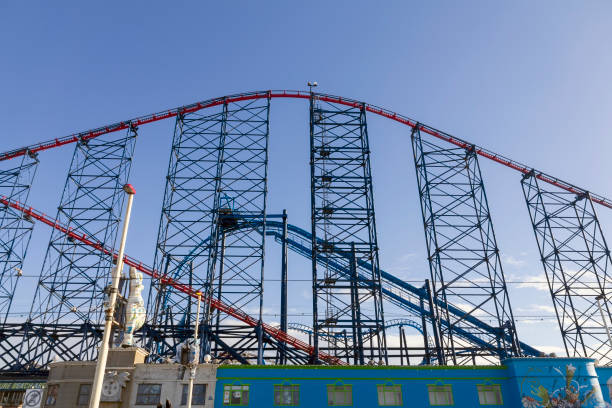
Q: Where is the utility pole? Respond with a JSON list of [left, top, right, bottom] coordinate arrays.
[[187, 292, 202, 408], [90, 184, 136, 408]]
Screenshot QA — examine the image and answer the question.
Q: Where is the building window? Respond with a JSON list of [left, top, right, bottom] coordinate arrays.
[[223, 384, 249, 406], [327, 384, 352, 406], [274, 384, 299, 406], [45, 384, 59, 407], [77, 384, 91, 406], [428, 385, 453, 406], [377, 384, 402, 406], [0, 390, 25, 406], [477, 385, 503, 405], [136, 384, 162, 405], [181, 384, 207, 406]]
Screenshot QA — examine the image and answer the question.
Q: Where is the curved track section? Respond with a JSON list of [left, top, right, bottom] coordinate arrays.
[[153, 216, 541, 358], [2, 90, 610, 209]]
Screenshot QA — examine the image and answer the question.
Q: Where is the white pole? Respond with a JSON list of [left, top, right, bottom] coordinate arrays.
[[596, 295, 612, 351], [187, 292, 202, 408], [89, 184, 136, 408]]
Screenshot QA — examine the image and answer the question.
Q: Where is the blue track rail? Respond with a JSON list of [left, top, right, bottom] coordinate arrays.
[[165, 217, 541, 358]]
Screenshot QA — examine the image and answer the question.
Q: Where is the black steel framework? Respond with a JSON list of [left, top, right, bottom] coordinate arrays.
[[411, 124, 520, 364], [147, 96, 271, 364], [279, 209, 289, 365], [0, 154, 38, 325], [309, 96, 387, 364], [522, 171, 612, 364], [6, 89, 612, 372], [0, 154, 38, 369], [17, 127, 137, 370]]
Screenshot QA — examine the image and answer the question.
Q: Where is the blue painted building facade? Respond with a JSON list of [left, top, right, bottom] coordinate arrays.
[[215, 358, 612, 407], [36, 351, 612, 407]]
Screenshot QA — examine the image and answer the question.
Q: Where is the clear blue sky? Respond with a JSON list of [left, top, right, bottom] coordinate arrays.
[[1, 1, 611, 355]]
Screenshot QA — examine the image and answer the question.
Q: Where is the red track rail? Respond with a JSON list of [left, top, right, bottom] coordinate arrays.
[[2, 90, 611, 209], [0, 195, 344, 366]]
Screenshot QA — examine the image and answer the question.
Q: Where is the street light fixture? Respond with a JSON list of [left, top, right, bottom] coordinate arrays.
[[596, 294, 612, 351], [308, 81, 318, 93], [89, 184, 136, 408]]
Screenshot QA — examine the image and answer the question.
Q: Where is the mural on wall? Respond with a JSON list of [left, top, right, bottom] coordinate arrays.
[[606, 376, 612, 408], [520, 364, 605, 408], [44, 384, 58, 407]]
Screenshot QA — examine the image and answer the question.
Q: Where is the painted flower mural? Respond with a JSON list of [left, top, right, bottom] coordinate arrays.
[[522, 395, 540, 408], [521, 364, 600, 408]]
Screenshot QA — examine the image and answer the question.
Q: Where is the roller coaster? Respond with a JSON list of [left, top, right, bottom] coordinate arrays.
[[0, 90, 611, 376]]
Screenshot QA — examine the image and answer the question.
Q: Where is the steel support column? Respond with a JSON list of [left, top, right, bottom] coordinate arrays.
[[411, 125, 519, 364], [419, 290, 431, 365], [279, 209, 289, 364], [309, 95, 387, 364], [425, 278, 444, 363], [148, 95, 271, 364], [20, 127, 137, 369], [522, 171, 612, 364]]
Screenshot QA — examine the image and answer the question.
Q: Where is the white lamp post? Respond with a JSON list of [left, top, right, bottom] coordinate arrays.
[[186, 291, 202, 408], [308, 81, 318, 93], [596, 294, 612, 350], [89, 184, 136, 408]]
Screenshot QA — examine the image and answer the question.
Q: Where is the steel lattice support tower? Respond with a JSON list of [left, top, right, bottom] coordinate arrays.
[[148, 95, 270, 364], [146, 106, 226, 358], [0, 154, 38, 369], [411, 125, 519, 364], [521, 172, 612, 364], [309, 95, 387, 364], [0, 154, 38, 324], [18, 128, 137, 370]]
